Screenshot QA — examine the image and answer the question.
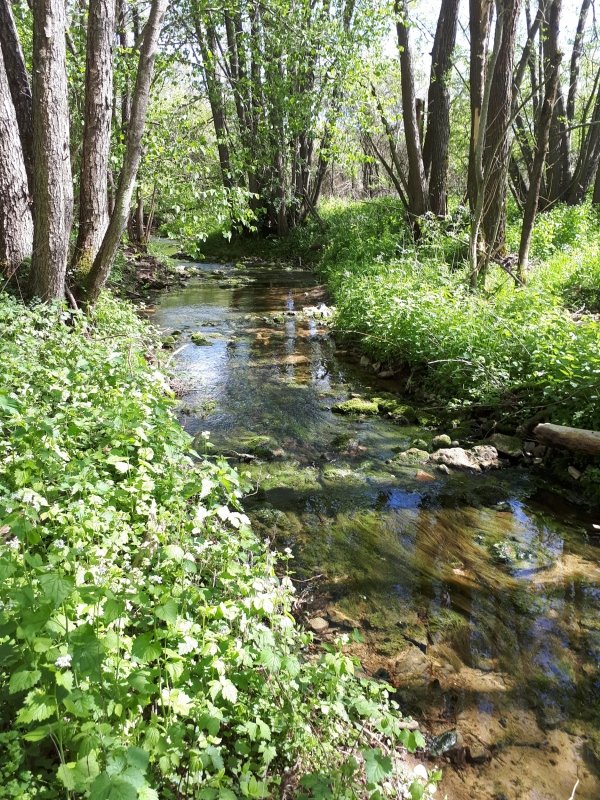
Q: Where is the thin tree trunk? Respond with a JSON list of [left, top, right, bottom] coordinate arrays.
[[84, 0, 168, 304], [518, 0, 561, 280], [0, 46, 33, 278], [422, 0, 459, 216], [481, 0, 522, 256], [0, 0, 34, 190], [194, 15, 233, 191], [72, 0, 115, 274], [468, 0, 494, 210], [395, 0, 429, 221], [29, 0, 74, 302], [567, 0, 591, 125], [469, 2, 504, 288]]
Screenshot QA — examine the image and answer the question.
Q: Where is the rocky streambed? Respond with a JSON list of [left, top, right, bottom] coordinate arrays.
[[149, 249, 600, 800]]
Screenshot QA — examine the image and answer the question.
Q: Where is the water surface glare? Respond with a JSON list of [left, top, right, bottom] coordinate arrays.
[[154, 256, 600, 800]]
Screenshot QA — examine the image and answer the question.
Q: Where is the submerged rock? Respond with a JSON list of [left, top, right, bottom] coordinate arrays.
[[239, 435, 283, 460], [392, 448, 430, 466], [191, 332, 211, 346], [332, 397, 380, 415], [427, 730, 460, 758], [428, 445, 500, 472]]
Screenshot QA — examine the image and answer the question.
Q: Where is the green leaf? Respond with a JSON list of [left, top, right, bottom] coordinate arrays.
[[9, 668, 41, 694], [154, 598, 178, 624], [39, 571, 73, 607], [90, 773, 138, 800], [220, 678, 238, 704], [362, 748, 392, 785], [126, 746, 149, 772]]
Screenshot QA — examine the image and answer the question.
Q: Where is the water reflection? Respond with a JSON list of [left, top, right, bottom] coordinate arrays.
[[155, 257, 600, 799]]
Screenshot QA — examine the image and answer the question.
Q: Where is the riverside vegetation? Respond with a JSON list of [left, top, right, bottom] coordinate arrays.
[[0, 293, 438, 799]]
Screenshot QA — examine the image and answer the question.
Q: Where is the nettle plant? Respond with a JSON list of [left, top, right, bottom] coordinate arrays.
[[0, 295, 438, 799]]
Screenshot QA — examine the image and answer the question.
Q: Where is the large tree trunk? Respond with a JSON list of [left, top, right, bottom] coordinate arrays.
[[0, 46, 33, 278], [481, 0, 522, 256], [0, 0, 34, 190], [468, 0, 493, 210], [72, 0, 115, 274], [518, 0, 561, 280], [84, 0, 168, 305], [29, 0, 73, 302], [395, 0, 429, 221], [422, 0, 459, 217]]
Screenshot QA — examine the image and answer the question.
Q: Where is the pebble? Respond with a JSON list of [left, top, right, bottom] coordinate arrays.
[[307, 616, 329, 633]]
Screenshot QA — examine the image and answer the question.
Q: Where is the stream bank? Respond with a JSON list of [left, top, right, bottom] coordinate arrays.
[[149, 247, 600, 800]]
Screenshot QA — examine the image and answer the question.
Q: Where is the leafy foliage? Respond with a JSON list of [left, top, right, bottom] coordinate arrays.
[[0, 294, 436, 798], [293, 199, 600, 430]]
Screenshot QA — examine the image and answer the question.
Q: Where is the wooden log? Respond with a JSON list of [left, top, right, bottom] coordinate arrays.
[[533, 423, 600, 455]]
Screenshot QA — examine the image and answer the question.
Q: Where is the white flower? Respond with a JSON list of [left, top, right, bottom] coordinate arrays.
[[150, 575, 163, 584], [201, 430, 211, 439], [7, 538, 19, 550], [54, 539, 66, 549], [55, 654, 72, 669]]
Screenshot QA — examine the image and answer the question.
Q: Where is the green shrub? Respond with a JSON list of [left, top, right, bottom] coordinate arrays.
[[0, 294, 436, 799], [307, 199, 600, 429]]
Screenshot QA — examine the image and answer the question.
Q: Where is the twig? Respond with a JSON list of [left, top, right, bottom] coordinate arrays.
[[568, 779, 580, 800]]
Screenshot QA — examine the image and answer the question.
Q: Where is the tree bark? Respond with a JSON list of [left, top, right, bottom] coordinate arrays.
[[533, 423, 600, 455], [481, 0, 522, 256], [395, 0, 429, 221], [0, 46, 33, 278], [468, 0, 493, 210], [0, 0, 34, 190], [72, 0, 115, 274], [84, 0, 168, 305], [567, 0, 591, 125], [518, 0, 561, 280], [29, 0, 74, 302], [422, 0, 459, 216]]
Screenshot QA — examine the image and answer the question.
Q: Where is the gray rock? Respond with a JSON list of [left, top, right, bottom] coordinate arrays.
[[308, 616, 329, 633], [568, 465, 582, 480], [429, 445, 500, 472], [486, 433, 523, 458]]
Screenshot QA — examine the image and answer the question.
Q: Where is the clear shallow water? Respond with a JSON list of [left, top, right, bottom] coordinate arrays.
[[153, 254, 600, 800]]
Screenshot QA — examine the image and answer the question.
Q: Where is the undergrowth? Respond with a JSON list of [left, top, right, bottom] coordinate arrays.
[[292, 199, 600, 431], [0, 294, 437, 799]]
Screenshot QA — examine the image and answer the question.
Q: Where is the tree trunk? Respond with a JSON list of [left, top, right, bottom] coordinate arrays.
[[544, 89, 571, 205], [29, 0, 73, 302], [533, 423, 600, 455], [0, 0, 34, 190], [567, 0, 591, 125], [468, 0, 493, 210], [395, 0, 429, 221], [481, 0, 522, 256], [0, 46, 33, 278], [194, 15, 233, 192], [84, 0, 168, 305], [422, 0, 459, 217], [518, 0, 561, 280], [72, 0, 115, 274]]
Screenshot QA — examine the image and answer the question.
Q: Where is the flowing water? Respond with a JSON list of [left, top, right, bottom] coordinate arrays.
[[151, 250, 600, 800]]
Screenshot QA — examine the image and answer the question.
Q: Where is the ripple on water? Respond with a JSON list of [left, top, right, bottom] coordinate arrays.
[[154, 253, 600, 799]]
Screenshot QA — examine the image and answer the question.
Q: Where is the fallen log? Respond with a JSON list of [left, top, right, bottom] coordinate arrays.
[[533, 423, 600, 455]]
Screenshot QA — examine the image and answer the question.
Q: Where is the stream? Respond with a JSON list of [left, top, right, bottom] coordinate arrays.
[[150, 248, 600, 800]]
